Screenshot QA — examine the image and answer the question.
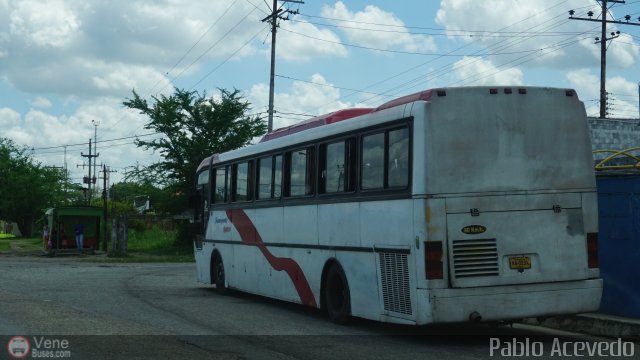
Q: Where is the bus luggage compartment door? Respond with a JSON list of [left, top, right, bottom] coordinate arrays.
[[445, 194, 589, 288]]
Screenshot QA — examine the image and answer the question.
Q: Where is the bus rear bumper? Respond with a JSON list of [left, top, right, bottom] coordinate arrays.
[[423, 278, 603, 324]]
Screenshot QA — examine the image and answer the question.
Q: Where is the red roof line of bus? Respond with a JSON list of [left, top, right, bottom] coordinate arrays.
[[259, 108, 375, 143], [259, 89, 434, 143]]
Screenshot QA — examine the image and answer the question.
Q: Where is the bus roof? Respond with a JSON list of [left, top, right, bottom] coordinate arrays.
[[259, 108, 374, 143]]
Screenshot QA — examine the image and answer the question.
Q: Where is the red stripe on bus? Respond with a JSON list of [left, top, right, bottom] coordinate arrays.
[[226, 209, 318, 307]]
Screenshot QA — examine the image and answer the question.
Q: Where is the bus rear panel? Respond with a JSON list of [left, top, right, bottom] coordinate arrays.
[[411, 87, 601, 323]]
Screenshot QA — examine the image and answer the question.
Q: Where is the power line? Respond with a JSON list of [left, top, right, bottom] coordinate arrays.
[[159, 2, 263, 96], [275, 74, 389, 96], [189, 25, 269, 90], [29, 133, 159, 152], [146, 0, 242, 96], [288, 18, 596, 38], [279, 27, 565, 57]]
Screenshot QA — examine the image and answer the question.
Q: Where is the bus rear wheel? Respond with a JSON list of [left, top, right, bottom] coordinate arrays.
[[325, 262, 351, 324], [212, 252, 227, 294]]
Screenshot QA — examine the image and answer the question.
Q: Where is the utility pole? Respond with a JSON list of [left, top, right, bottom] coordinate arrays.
[[262, 0, 304, 132], [80, 139, 99, 204], [63, 145, 68, 204], [102, 164, 117, 252], [569, 1, 640, 118], [92, 120, 100, 199]]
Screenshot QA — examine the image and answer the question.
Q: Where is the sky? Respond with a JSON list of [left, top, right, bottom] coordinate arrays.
[[0, 0, 639, 187]]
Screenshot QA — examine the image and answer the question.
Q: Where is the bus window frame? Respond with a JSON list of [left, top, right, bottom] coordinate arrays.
[[232, 160, 253, 203], [284, 146, 316, 198], [318, 137, 356, 196], [359, 123, 412, 193], [256, 154, 283, 201]]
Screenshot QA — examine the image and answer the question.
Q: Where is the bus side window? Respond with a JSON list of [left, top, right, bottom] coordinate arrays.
[[196, 169, 210, 221], [388, 127, 409, 188], [257, 156, 273, 200], [234, 161, 251, 202], [320, 139, 354, 194], [213, 167, 226, 203], [225, 165, 232, 202], [274, 155, 282, 198], [361, 133, 385, 190], [257, 155, 282, 200], [287, 147, 315, 197]]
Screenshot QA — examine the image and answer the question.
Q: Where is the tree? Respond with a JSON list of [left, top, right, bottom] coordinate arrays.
[[108, 180, 179, 215], [0, 138, 67, 236], [123, 87, 266, 212]]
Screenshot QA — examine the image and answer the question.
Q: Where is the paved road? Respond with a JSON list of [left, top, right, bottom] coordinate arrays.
[[0, 257, 636, 359]]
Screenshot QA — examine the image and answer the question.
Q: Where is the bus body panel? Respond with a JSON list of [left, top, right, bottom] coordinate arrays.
[[422, 87, 595, 196], [445, 202, 589, 287], [318, 202, 360, 248], [424, 279, 603, 324]]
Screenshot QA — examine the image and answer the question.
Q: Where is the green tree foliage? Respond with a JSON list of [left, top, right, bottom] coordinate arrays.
[[0, 138, 67, 236], [123, 88, 266, 210], [108, 181, 179, 215]]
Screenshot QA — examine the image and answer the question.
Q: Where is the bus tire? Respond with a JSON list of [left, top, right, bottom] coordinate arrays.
[[212, 252, 227, 294], [325, 262, 351, 324]]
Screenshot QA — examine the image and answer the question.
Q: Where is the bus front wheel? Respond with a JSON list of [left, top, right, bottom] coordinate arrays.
[[212, 252, 227, 294], [325, 262, 351, 324]]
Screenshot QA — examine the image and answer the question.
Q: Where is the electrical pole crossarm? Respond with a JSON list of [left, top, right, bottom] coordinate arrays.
[[568, 17, 640, 26], [568, 0, 639, 119]]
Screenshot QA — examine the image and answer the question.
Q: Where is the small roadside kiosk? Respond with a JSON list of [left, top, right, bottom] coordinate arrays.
[[45, 206, 104, 253]]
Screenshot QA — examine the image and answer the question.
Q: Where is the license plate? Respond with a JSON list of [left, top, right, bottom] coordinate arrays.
[[509, 256, 531, 269]]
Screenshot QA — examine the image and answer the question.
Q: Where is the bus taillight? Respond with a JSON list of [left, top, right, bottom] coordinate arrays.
[[425, 241, 444, 279], [587, 232, 599, 268]]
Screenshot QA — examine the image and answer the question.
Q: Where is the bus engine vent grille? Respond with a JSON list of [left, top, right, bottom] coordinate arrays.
[[379, 252, 412, 315], [452, 239, 499, 278]]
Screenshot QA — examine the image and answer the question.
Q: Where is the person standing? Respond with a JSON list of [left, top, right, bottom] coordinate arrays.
[[74, 222, 84, 251], [42, 223, 50, 250]]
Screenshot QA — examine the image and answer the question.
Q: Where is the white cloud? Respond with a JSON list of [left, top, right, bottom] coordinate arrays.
[[0, 0, 266, 98], [31, 96, 52, 109], [435, 0, 639, 72], [278, 19, 348, 62], [605, 34, 640, 68], [452, 57, 523, 85], [566, 69, 638, 119], [1, 97, 160, 183], [607, 76, 639, 119], [566, 69, 599, 98], [249, 74, 356, 128], [321, 1, 436, 53], [0, 107, 21, 127], [9, 0, 83, 48]]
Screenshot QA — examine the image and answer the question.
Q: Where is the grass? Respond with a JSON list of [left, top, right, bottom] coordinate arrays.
[[98, 225, 195, 263], [0, 237, 43, 254], [0, 240, 10, 252], [0, 226, 195, 263], [0, 233, 16, 239]]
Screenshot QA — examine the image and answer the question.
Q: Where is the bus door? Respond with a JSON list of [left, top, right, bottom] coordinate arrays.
[[194, 170, 210, 250]]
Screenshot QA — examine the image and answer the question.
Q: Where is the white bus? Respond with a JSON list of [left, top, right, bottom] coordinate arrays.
[[193, 86, 602, 325]]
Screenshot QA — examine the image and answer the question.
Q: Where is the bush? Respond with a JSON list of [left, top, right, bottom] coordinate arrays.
[[128, 219, 146, 233]]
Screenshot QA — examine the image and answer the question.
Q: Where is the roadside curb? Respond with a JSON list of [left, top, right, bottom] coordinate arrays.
[[523, 314, 640, 340]]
